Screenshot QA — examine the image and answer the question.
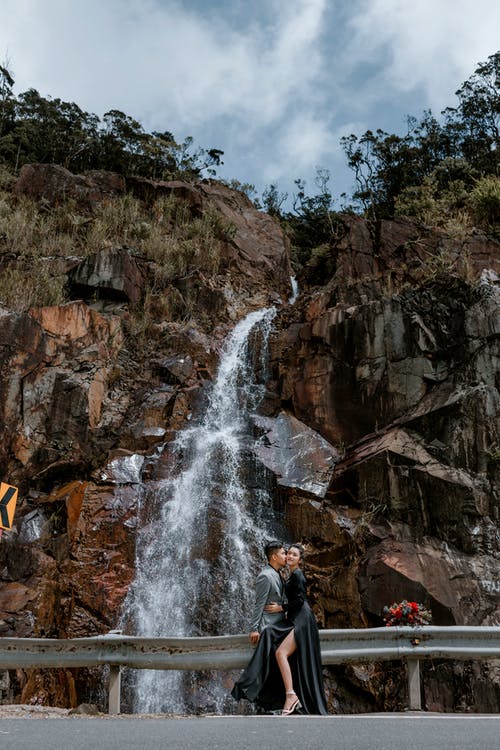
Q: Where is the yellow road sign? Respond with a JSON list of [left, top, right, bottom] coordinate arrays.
[[0, 482, 18, 530]]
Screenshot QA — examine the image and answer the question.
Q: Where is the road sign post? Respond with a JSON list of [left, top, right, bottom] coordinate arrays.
[[0, 482, 19, 533]]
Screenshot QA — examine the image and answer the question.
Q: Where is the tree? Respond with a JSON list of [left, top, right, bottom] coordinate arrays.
[[0, 63, 223, 181], [341, 116, 453, 219], [261, 184, 288, 216], [0, 61, 15, 137], [276, 168, 347, 283], [444, 51, 500, 175], [341, 52, 500, 219], [0, 61, 18, 165], [5, 89, 100, 171]]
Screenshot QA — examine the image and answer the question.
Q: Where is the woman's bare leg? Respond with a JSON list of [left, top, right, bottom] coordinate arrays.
[[275, 629, 298, 711]]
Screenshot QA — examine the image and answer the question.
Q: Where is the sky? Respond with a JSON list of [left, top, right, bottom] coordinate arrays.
[[1, 0, 499, 205]]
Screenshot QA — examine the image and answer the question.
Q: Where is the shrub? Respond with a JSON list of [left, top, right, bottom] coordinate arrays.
[[395, 172, 472, 237], [468, 176, 500, 236], [0, 260, 67, 311]]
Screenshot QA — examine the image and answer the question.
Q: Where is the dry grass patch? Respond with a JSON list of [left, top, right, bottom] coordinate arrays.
[[0, 174, 234, 314]]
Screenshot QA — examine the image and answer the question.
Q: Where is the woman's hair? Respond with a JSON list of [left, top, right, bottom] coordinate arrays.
[[288, 543, 305, 562]]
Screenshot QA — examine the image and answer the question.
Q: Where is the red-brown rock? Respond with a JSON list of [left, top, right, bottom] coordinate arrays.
[[13, 164, 125, 209]]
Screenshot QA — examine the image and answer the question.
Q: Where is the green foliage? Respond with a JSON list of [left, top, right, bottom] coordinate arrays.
[[263, 168, 347, 284], [395, 166, 500, 239], [342, 51, 500, 221], [0, 70, 223, 180], [468, 175, 500, 236], [394, 159, 473, 235], [261, 183, 288, 216], [341, 113, 454, 219], [0, 61, 15, 139], [444, 51, 500, 175]]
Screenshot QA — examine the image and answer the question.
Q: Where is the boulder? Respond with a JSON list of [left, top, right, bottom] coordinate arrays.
[[4, 303, 124, 468], [126, 176, 202, 214], [276, 277, 498, 446], [359, 532, 500, 626], [13, 164, 125, 209], [253, 412, 339, 497], [96, 451, 145, 485], [199, 180, 292, 304], [29, 301, 123, 356], [68, 248, 144, 303]]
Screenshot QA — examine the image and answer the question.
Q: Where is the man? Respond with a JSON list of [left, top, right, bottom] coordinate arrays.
[[249, 540, 287, 645]]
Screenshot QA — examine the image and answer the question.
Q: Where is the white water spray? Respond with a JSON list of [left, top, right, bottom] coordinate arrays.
[[122, 308, 280, 713]]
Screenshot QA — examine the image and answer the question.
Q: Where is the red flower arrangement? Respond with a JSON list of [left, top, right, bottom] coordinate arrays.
[[382, 600, 432, 627]]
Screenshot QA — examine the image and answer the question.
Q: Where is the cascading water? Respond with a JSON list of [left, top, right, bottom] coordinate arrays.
[[122, 307, 282, 713]]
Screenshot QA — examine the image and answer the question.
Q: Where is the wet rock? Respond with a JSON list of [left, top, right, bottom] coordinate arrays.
[[154, 354, 196, 385], [18, 509, 50, 543], [253, 412, 339, 497], [97, 452, 145, 484]]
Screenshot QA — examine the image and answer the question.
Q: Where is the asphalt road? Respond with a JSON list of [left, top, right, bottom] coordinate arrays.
[[0, 714, 499, 750]]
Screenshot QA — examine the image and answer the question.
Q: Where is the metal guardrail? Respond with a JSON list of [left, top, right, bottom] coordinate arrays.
[[0, 626, 499, 714]]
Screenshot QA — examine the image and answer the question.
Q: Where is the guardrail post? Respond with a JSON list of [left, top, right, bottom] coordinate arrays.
[[108, 665, 121, 714], [406, 658, 421, 711]]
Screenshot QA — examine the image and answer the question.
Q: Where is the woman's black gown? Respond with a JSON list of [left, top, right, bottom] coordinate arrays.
[[231, 568, 328, 714]]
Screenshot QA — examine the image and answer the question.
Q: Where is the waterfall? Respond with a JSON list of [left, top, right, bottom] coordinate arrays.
[[289, 276, 299, 304], [122, 307, 281, 713]]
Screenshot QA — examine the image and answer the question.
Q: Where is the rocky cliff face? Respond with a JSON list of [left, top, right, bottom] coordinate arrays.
[[264, 218, 500, 711], [0, 165, 498, 712]]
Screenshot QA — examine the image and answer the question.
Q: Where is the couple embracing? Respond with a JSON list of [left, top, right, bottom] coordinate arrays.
[[231, 541, 328, 715]]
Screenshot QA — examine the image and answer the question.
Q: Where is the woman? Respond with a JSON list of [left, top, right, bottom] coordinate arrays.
[[231, 544, 328, 715]]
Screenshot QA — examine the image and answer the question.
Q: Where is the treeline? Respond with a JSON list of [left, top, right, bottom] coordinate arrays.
[[0, 65, 223, 180], [258, 51, 500, 279], [341, 51, 500, 220], [1, 52, 499, 278]]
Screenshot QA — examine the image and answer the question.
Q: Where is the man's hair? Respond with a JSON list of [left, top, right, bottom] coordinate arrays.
[[264, 540, 283, 561]]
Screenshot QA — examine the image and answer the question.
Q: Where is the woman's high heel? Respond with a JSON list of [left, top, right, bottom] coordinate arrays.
[[282, 690, 302, 716]]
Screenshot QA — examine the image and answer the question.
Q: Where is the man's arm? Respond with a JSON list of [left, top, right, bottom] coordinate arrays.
[[249, 571, 270, 643]]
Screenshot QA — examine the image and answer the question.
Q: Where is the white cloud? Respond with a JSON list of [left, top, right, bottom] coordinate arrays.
[[0, 0, 328, 131], [0, 0, 336, 194], [261, 113, 337, 183], [344, 0, 500, 109], [1, 0, 498, 199]]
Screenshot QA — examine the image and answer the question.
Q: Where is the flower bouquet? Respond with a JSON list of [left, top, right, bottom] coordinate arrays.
[[382, 600, 432, 627]]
